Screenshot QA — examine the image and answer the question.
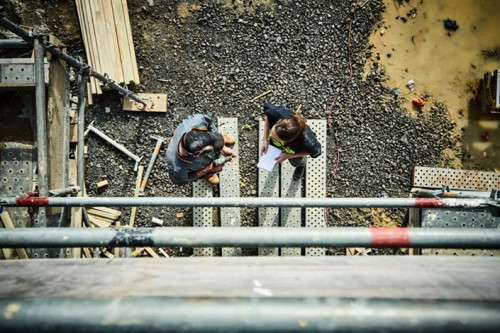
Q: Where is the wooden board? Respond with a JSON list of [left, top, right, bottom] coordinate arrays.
[[75, 0, 139, 96], [122, 93, 168, 112], [1, 257, 499, 300]]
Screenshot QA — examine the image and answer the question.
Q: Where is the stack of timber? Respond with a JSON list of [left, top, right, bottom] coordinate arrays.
[[75, 0, 139, 98], [87, 207, 122, 228]]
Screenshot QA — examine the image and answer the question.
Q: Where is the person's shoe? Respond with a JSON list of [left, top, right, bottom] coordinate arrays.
[[205, 173, 220, 185], [223, 134, 235, 146], [292, 165, 305, 181]]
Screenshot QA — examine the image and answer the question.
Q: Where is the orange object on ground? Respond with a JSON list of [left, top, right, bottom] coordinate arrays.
[[412, 98, 426, 108]]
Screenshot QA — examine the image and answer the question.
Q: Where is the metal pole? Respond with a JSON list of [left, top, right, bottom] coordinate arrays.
[[77, 63, 86, 199], [0, 15, 148, 105], [1, 297, 498, 333], [0, 38, 29, 48], [0, 196, 493, 208], [1, 227, 500, 248]]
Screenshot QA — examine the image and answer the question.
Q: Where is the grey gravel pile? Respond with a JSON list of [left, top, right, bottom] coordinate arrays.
[[3, 1, 459, 249]]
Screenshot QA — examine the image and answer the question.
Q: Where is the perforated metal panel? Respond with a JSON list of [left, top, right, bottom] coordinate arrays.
[[218, 118, 242, 257], [193, 180, 213, 256], [280, 160, 301, 256], [421, 207, 500, 256], [0, 58, 49, 85], [0, 142, 34, 228], [414, 166, 500, 256], [258, 120, 279, 256], [413, 167, 500, 191], [305, 120, 327, 256]]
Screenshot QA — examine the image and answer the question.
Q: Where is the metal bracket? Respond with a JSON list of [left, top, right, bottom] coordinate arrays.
[[136, 99, 154, 111]]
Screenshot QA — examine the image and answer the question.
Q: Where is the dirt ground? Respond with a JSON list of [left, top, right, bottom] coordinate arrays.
[[365, 0, 500, 170]]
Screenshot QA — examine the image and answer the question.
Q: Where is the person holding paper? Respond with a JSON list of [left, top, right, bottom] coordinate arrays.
[[166, 114, 236, 186], [260, 103, 321, 180]]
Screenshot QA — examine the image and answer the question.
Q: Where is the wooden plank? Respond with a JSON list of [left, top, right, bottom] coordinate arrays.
[[87, 207, 122, 219], [46, 35, 67, 217], [0, 211, 29, 259], [122, 93, 168, 112], [129, 165, 144, 227], [1, 257, 499, 300], [68, 158, 82, 258], [101, 0, 124, 84], [144, 247, 159, 258], [88, 215, 113, 228], [82, 247, 92, 258], [111, 0, 134, 83], [77, 0, 100, 94], [121, 0, 140, 84]]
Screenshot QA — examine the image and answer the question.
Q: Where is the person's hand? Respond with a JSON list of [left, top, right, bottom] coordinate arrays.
[[275, 153, 292, 164], [261, 139, 268, 155], [221, 146, 237, 159]]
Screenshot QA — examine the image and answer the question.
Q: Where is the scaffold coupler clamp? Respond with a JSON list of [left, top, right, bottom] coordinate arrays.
[[489, 189, 500, 217], [137, 99, 154, 112]]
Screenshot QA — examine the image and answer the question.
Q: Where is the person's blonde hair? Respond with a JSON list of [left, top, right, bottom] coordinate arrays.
[[275, 113, 306, 142]]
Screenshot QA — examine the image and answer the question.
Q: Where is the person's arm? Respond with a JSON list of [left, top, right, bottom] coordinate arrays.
[[275, 151, 309, 164], [195, 163, 223, 179], [261, 116, 269, 155]]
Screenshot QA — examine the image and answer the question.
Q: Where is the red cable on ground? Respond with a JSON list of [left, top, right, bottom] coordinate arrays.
[[327, 0, 360, 184], [324, 0, 360, 226]]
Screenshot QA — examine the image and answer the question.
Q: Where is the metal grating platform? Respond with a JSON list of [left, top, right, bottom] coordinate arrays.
[[218, 118, 242, 257], [258, 120, 279, 256], [280, 161, 301, 256], [192, 179, 213, 257], [0, 142, 34, 228], [413, 166, 500, 256], [413, 167, 500, 191], [0, 58, 49, 87], [305, 120, 327, 256]]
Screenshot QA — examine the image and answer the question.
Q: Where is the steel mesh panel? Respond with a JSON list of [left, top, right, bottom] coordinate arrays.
[[421, 207, 500, 256], [280, 160, 301, 256], [193, 180, 213, 256], [0, 58, 48, 84], [218, 118, 242, 256], [413, 167, 500, 191], [305, 120, 327, 256], [258, 120, 279, 256], [0, 142, 34, 228], [414, 166, 500, 256]]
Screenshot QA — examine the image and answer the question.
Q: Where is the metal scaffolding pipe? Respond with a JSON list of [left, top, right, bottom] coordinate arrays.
[[0, 38, 29, 48], [77, 66, 86, 198], [1, 297, 498, 333], [1, 227, 500, 248], [0, 196, 493, 208], [0, 15, 147, 105]]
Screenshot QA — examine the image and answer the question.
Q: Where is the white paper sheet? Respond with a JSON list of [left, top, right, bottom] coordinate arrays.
[[257, 144, 282, 172]]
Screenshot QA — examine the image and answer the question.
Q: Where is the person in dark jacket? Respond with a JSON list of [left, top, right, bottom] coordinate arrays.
[[261, 103, 321, 180], [166, 114, 236, 186]]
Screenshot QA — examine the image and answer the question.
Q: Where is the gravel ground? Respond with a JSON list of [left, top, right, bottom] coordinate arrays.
[[1, 0, 460, 256]]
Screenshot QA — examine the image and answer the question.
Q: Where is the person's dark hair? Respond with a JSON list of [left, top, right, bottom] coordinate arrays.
[[182, 130, 224, 154], [275, 113, 306, 142]]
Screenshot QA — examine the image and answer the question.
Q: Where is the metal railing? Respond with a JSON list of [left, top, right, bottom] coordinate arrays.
[[1, 227, 500, 249]]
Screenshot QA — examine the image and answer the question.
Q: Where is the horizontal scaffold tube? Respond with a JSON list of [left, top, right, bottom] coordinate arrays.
[[1, 297, 499, 333], [0, 196, 493, 208], [1, 227, 500, 248]]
